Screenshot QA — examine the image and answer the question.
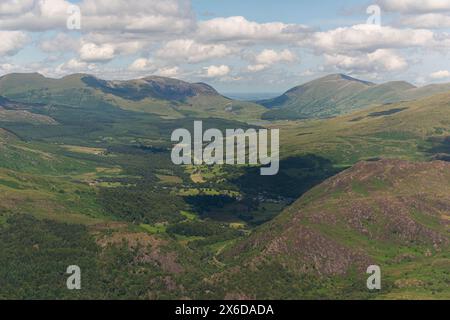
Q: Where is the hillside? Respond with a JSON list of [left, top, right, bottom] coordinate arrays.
[[261, 74, 450, 120], [275, 90, 450, 165], [0, 73, 265, 121], [0, 95, 56, 124], [219, 159, 450, 299]]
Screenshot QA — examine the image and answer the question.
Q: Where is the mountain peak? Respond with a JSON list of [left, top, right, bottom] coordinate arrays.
[[319, 73, 374, 86]]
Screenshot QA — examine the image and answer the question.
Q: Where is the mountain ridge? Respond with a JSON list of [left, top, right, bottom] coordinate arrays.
[[0, 73, 266, 121], [260, 74, 450, 120]]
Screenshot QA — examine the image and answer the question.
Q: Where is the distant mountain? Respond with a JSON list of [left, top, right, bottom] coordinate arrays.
[[260, 74, 450, 120], [220, 159, 450, 299], [0, 73, 265, 121]]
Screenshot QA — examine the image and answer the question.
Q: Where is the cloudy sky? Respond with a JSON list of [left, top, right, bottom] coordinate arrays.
[[1, 0, 450, 93]]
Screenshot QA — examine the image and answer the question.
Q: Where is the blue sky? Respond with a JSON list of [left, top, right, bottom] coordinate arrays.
[[0, 0, 450, 94]]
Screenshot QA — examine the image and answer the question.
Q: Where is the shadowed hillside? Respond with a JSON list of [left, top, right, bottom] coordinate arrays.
[[218, 159, 450, 299]]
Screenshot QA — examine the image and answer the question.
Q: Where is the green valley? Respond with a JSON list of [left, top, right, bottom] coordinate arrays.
[[0, 72, 449, 300]]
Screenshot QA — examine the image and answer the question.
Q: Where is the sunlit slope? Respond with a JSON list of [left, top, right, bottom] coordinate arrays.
[[0, 73, 266, 121], [220, 159, 450, 299], [261, 74, 374, 119], [261, 74, 450, 120], [276, 91, 450, 164]]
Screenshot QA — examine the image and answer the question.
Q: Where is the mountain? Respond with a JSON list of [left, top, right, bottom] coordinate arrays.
[[219, 159, 450, 299], [260, 74, 450, 120], [260, 74, 375, 119], [0, 73, 265, 121]]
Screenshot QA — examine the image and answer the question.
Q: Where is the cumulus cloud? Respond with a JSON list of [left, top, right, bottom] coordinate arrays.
[[55, 58, 96, 74], [312, 24, 434, 53], [377, 0, 450, 14], [0, 0, 71, 31], [204, 65, 231, 78], [0, 31, 29, 55], [399, 13, 450, 28], [0, 0, 195, 33], [157, 66, 180, 77], [325, 49, 408, 73], [156, 39, 235, 63], [40, 33, 80, 53], [430, 70, 450, 79], [79, 43, 116, 62], [1, 0, 450, 83], [197, 16, 311, 42], [128, 58, 155, 72], [248, 49, 297, 72]]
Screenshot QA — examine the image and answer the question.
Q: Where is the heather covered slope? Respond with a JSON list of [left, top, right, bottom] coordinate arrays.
[[0, 73, 265, 121], [219, 159, 450, 299]]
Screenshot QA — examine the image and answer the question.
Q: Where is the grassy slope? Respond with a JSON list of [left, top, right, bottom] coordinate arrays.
[[261, 74, 372, 119], [275, 91, 450, 165]]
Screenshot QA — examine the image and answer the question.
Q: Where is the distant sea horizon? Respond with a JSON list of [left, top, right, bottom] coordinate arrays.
[[222, 92, 282, 101]]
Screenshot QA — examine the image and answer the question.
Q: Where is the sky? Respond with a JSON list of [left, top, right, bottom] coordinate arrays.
[[1, 0, 450, 94]]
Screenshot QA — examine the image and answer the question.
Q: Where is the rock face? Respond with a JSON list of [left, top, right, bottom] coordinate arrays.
[[223, 159, 450, 283]]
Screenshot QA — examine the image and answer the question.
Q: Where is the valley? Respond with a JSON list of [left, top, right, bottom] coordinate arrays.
[[0, 72, 448, 299]]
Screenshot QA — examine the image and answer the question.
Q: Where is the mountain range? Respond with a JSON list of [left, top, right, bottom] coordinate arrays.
[[260, 74, 450, 120], [0, 73, 265, 121], [2, 72, 450, 122]]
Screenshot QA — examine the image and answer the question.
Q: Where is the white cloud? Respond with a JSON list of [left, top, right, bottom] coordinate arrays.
[[79, 43, 116, 62], [399, 13, 450, 28], [128, 58, 155, 72], [157, 66, 180, 77], [312, 24, 434, 53], [254, 49, 296, 65], [430, 70, 450, 79], [0, 0, 70, 31], [0, 0, 195, 33], [325, 49, 408, 73], [55, 58, 96, 75], [197, 16, 310, 42], [40, 33, 80, 53], [248, 49, 297, 72], [248, 64, 267, 72], [128, 60, 179, 77], [0, 0, 34, 15], [204, 65, 231, 78], [156, 39, 235, 63], [377, 0, 450, 14], [0, 31, 29, 56]]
